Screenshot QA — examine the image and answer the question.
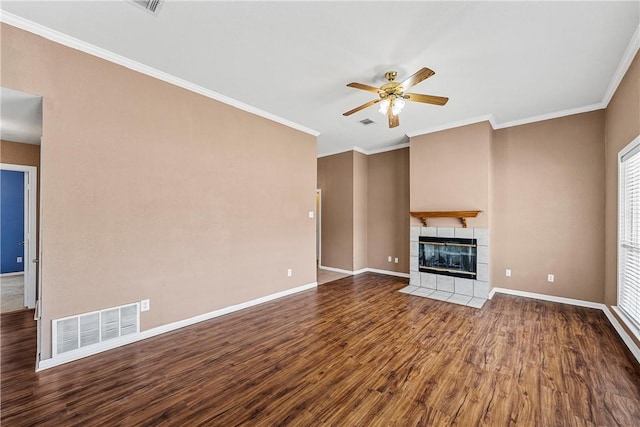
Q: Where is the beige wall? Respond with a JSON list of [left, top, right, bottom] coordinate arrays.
[[353, 151, 368, 271], [605, 52, 640, 306], [492, 111, 606, 302], [2, 24, 317, 360], [410, 122, 492, 228], [318, 148, 410, 274], [317, 151, 354, 270], [367, 148, 410, 272]]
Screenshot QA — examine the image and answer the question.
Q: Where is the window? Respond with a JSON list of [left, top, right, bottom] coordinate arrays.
[[618, 135, 640, 334]]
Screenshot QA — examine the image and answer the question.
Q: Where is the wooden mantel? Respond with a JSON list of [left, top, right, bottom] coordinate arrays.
[[410, 211, 482, 228]]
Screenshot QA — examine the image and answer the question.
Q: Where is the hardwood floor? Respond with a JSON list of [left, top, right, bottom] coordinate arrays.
[[2, 273, 640, 426], [317, 267, 350, 285]]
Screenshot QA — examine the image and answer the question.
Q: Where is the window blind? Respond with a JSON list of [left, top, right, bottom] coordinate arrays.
[[619, 145, 640, 329]]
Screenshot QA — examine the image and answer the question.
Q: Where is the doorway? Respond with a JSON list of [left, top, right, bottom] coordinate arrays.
[[0, 164, 37, 312]]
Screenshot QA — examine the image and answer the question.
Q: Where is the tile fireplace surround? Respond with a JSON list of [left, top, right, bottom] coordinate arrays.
[[402, 226, 490, 308]]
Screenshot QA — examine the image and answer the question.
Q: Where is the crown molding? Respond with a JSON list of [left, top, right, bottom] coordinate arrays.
[[492, 102, 605, 130], [405, 115, 496, 138], [317, 142, 410, 158], [0, 12, 321, 138], [602, 23, 640, 107], [365, 142, 410, 155], [317, 146, 362, 158], [3, 11, 636, 153], [352, 146, 369, 156]]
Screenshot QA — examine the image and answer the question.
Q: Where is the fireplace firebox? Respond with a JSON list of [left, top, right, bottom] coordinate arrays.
[[419, 236, 477, 279]]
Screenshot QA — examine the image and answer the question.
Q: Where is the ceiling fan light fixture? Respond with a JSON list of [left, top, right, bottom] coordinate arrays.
[[392, 98, 405, 116], [378, 98, 390, 115], [344, 68, 448, 128]]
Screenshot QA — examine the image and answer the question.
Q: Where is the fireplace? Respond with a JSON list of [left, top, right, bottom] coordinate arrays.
[[419, 236, 477, 279]]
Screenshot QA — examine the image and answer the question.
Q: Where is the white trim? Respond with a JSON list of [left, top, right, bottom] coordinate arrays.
[[317, 146, 363, 158], [316, 189, 322, 268], [365, 143, 410, 156], [317, 148, 354, 158], [352, 146, 369, 156], [0, 12, 320, 138], [319, 265, 354, 275], [607, 307, 640, 365], [1, 163, 37, 309], [490, 287, 604, 309], [490, 287, 640, 365], [492, 103, 605, 130], [602, 24, 640, 106], [405, 115, 497, 138], [4, 12, 636, 155], [365, 268, 410, 278], [317, 143, 410, 159], [319, 265, 409, 279], [324, 98, 608, 156], [37, 282, 317, 371], [0, 272, 25, 277], [617, 134, 640, 359]]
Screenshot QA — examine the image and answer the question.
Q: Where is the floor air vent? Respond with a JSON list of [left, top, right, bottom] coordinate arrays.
[[53, 303, 139, 356]]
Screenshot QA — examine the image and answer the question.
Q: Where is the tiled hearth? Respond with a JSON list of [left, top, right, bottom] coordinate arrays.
[[399, 226, 490, 309]]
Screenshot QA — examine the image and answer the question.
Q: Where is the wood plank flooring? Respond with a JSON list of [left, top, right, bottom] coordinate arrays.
[[2, 273, 640, 426]]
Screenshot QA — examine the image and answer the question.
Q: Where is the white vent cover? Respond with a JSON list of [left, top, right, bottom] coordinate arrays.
[[53, 303, 140, 357], [129, 0, 164, 16]]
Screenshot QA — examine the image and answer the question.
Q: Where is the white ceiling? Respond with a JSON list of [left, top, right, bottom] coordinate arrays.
[[0, 87, 42, 145], [1, 1, 638, 156]]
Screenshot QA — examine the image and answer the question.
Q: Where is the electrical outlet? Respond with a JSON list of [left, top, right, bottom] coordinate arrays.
[[17, 257, 22, 263], [287, 268, 292, 277], [388, 256, 392, 262], [308, 211, 314, 218], [506, 269, 511, 277], [141, 299, 150, 312], [394, 257, 399, 263], [547, 274, 555, 283]]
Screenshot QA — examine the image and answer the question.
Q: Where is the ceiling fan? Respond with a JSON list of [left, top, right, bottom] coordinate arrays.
[[343, 67, 449, 128]]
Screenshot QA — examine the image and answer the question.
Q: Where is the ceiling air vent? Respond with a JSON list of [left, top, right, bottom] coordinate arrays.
[[129, 0, 164, 16], [359, 119, 375, 126]]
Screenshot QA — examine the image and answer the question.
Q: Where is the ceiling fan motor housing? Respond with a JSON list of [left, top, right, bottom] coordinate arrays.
[[384, 70, 398, 81]]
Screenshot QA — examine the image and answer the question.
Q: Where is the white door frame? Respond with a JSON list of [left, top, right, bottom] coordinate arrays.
[[1, 163, 37, 309], [316, 189, 321, 267]]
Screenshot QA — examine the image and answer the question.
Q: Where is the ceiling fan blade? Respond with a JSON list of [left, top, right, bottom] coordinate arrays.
[[343, 98, 381, 116], [405, 93, 449, 106], [399, 67, 435, 90], [388, 109, 399, 128], [347, 82, 381, 94]]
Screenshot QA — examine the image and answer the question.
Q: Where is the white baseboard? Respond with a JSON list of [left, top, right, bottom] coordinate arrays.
[[491, 287, 640, 365], [319, 265, 409, 279], [319, 265, 354, 275], [364, 268, 410, 278], [37, 281, 317, 371], [604, 306, 640, 364], [0, 272, 25, 277], [490, 287, 604, 309]]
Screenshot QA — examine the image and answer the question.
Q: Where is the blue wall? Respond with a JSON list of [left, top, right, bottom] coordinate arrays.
[[1, 170, 25, 274]]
